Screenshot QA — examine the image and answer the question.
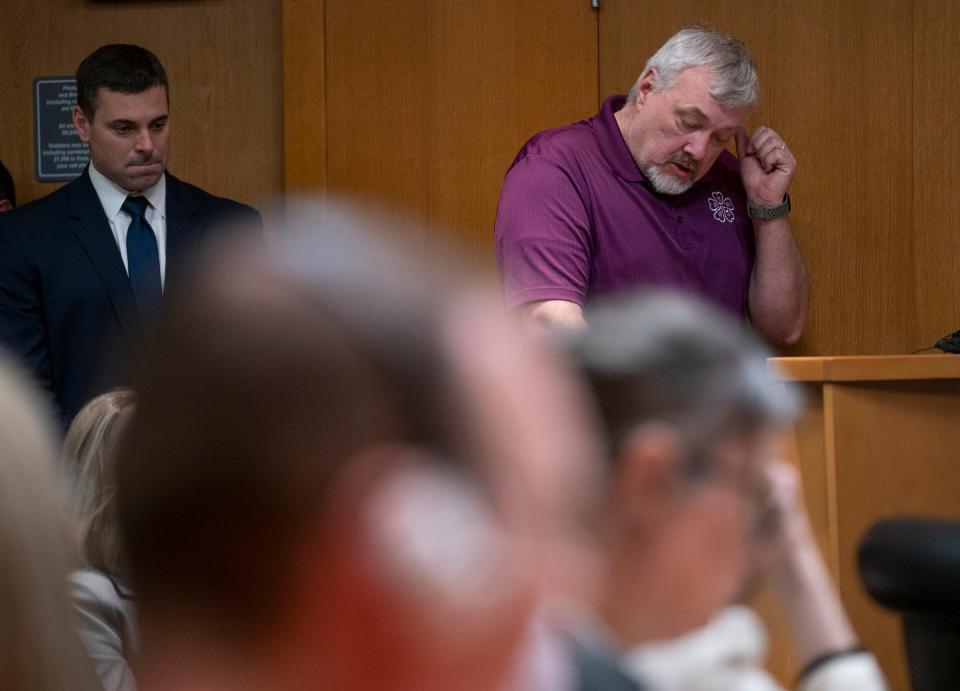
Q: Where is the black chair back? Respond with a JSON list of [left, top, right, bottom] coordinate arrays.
[[859, 517, 960, 691]]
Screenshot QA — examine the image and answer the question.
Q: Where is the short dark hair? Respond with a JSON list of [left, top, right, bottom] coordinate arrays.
[[564, 291, 800, 478], [76, 44, 168, 118], [0, 161, 15, 208], [117, 205, 479, 646]]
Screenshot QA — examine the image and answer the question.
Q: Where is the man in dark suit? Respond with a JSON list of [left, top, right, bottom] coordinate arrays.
[[0, 44, 260, 425]]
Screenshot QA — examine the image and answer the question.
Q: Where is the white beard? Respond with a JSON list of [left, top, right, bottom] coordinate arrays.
[[642, 163, 694, 195]]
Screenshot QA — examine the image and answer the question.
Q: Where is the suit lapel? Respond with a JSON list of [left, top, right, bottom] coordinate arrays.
[[67, 170, 142, 346], [164, 174, 204, 295]]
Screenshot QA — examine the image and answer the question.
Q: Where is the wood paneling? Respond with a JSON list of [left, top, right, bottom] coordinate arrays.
[[772, 353, 960, 382], [0, 0, 282, 213], [771, 358, 960, 687], [913, 0, 960, 350], [283, 0, 325, 192], [776, 355, 960, 689], [282, 0, 960, 351], [599, 1, 960, 358], [285, 0, 598, 261], [830, 380, 960, 689]]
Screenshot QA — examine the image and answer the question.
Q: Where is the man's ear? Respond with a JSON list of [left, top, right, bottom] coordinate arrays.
[[323, 448, 533, 681], [0, 200, 12, 213], [611, 423, 683, 530], [309, 444, 522, 616], [634, 68, 658, 107], [360, 455, 519, 611], [72, 106, 92, 143]]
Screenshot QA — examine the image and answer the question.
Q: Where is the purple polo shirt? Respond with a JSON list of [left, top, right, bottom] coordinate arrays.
[[494, 95, 755, 317]]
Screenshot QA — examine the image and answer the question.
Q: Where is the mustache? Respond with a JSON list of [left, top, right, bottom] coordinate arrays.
[[667, 152, 698, 173]]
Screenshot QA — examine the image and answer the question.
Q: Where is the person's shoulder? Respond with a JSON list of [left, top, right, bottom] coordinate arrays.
[[166, 173, 260, 219], [516, 119, 598, 165], [505, 120, 604, 194], [0, 178, 77, 229], [69, 568, 122, 606], [0, 180, 83, 253]]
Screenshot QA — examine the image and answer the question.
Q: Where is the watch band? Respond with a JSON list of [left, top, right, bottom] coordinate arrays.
[[747, 193, 791, 220]]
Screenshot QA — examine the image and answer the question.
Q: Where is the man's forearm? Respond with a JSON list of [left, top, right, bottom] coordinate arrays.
[[747, 216, 809, 347]]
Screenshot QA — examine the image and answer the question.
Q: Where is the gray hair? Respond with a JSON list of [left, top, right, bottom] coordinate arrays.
[[627, 26, 758, 110], [65, 389, 136, 577], [563, 290, 799, 479]]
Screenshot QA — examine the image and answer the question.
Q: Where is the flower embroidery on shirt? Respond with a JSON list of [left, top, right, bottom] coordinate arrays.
[[708, 191, 735, 223]]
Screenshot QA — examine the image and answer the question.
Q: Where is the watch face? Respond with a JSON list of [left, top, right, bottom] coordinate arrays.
[[747, 202, 769, 219]]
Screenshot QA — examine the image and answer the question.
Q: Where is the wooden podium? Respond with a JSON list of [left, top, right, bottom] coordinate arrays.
[[764, 354, 960, 688]]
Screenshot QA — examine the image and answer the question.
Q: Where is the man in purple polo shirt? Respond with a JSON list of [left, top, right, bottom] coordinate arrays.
[[494, 27, 809, 346]]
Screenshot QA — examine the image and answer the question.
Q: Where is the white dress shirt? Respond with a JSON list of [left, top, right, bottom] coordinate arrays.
[[87, 162, 167, 288]]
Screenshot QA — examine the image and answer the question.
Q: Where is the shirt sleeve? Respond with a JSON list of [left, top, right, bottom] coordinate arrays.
[[494, 155, 593, 310]]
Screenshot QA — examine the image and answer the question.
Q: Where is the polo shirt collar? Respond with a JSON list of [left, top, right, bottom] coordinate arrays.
[[593, 94, 721, 189], [594, 95, 645, 183]]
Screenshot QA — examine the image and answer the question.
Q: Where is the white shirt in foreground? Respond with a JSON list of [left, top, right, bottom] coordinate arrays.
[[623, 605, 887, 691]]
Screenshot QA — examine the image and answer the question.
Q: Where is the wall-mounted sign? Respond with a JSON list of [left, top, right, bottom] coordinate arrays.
[[34, 77, 89, 182]]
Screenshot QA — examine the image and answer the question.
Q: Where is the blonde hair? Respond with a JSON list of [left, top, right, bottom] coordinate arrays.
[[65, 388, 136, 576], [0, 352, 101, 691]]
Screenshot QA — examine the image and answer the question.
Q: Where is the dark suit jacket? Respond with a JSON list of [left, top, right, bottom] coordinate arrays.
[[0, 168, 261, 426]]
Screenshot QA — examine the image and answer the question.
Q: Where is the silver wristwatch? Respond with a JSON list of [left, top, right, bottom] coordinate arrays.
[[747, 193, 791, 220]]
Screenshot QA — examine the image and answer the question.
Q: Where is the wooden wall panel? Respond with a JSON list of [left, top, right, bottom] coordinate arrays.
[[282, 0, 960, 353], [913, 0, 960, 349], [283, 0, 326, 192], [599, 0, 920, 357], [319, 0, 598, 260], [0, 0, 282, 214], [831, 380, 960, 689]]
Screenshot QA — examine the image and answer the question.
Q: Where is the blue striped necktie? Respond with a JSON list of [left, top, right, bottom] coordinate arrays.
[[122, 195, 162, 322]]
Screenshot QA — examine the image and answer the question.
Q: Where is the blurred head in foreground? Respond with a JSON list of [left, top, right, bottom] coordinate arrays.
[[0, 351, 101, 691], [116, 201, 603, 691], [564, 291, 800, 644], [66, 388, 136, 577]]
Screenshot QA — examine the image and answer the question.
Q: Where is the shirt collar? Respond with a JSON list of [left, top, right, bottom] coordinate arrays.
[[593, 94, 721, 189], [88, 162, 166, 220], [594, 95, 645, 183]]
